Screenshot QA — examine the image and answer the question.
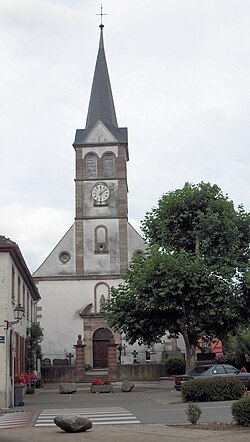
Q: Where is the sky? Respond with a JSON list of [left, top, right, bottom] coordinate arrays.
[[1, 0, 250, 273]]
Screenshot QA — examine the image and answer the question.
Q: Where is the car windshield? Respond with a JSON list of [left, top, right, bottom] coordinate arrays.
[[188, 366, 210, 375]]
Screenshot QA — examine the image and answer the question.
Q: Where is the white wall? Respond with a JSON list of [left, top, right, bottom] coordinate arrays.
[[38, 277, 123, 360]]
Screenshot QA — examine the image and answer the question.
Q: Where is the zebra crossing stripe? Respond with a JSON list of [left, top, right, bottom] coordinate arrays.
[[0, 411, 36, 429], [34, 407, 140, 426]]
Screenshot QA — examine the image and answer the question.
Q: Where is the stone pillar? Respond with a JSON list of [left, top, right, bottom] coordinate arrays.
[[73, 335, 86, 381], [108, 341, 118, 381]]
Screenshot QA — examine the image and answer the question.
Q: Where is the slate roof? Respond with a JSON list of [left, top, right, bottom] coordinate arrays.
[[0, 235, 40, 300], [74, 25, 127, 145], [86, 25, 117, 129], [0, 235, 17, 247]]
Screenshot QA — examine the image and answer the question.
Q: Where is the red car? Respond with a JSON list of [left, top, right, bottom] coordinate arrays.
[[174, 364, 250, 391]]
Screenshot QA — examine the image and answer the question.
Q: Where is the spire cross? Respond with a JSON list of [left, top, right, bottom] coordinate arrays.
[[96, 4, 107, 27]]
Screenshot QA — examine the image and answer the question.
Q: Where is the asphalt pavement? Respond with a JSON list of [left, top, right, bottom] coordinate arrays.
[[0, 382, 249, 442]]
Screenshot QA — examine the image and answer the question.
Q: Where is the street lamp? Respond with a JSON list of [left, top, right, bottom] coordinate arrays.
[[4, 304, 25, 330], [3, 303, 25, 408]]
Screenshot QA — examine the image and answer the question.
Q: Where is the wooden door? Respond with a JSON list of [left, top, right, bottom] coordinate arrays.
[[93, 340, 109, 368], [93, 328, 113, 369]]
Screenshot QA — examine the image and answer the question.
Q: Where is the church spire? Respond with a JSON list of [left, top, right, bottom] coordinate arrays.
[[85, 25, 118, 129]]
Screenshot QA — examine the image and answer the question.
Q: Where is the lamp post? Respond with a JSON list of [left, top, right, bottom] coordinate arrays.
[[4, 303, 25, 330], [4, 304, 25, 408]]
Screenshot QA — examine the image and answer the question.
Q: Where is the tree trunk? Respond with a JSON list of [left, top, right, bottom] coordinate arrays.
[[181, 327, 196, 372]]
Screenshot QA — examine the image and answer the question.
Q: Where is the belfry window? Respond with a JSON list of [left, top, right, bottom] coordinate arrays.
[[95, 225, 108, 254], [103, 153, 115, 177], [86, 153, 97, 178]]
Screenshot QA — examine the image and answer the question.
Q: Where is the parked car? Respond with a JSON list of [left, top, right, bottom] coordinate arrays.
[[174, 364, 250, 391]]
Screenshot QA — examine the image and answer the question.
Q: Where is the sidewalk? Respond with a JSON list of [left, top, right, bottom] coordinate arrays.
[[0, 423, 250, 442]]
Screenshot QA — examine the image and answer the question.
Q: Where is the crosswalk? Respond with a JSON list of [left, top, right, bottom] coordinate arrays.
[[34, 407, 140, 426], [0, 411, 36, 429]]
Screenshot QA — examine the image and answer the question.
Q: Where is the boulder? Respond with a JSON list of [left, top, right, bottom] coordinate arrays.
[[54, 415, 92, 433], [58, 383, 77, 394], [121, 380, 135, 392]]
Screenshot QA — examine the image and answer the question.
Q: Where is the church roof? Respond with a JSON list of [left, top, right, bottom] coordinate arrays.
[[74, 25, 127, 145], [86, 25, 118, 129]]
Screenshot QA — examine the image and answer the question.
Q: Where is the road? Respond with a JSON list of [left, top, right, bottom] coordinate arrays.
[[0, 383, 250, 442], [0, 383, 235, 427]]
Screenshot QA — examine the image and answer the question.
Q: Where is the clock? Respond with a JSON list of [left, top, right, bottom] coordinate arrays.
[[92, 183, 110, 202]]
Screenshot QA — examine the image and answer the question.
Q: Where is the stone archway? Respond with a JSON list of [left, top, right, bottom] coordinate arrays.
[[92, 328, 114, 369]]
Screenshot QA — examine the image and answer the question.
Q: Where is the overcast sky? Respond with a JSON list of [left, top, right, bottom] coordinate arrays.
[[1, 0, 250, 273]]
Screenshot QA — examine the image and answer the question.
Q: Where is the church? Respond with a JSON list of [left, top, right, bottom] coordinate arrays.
[[33, 24, 178, 369]]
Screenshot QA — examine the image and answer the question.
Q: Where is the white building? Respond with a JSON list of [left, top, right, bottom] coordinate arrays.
[[33, 25, 179, 369], [0, 236, 40, 408]]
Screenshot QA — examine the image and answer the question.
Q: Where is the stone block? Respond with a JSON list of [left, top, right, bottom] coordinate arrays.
[[54, 415, 92, 432], [121, 380, 135, 392], [59, 383, 77, 394]]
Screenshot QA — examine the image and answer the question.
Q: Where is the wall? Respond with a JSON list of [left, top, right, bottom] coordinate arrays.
[[41, 366, 76, 383], [36, 277, 124, 361], [117, 364, 166, 381]]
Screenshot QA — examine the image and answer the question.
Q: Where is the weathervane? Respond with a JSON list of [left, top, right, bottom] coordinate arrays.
[[96, 4, 107, 28]]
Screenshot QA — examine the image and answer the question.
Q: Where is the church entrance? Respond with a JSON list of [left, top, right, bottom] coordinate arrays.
[[93, 328, 114, 369]]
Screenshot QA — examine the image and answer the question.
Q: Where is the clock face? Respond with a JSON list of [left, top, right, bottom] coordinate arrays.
[[92, 183, 110, 202]]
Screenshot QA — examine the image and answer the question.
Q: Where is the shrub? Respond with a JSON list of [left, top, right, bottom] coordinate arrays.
[[165, 356, 185, 375], [85, 364, 92, 372], [181, 377, 245, 402], [232, 395, 250, 426], [186, 403, 202, 424]]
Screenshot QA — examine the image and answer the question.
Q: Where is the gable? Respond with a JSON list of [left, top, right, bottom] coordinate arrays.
[[84, 121, 117, 144]]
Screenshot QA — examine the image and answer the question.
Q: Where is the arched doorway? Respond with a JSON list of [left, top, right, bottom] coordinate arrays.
[[93, 328, 114, 369]]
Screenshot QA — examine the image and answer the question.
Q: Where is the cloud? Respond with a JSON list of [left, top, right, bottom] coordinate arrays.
[[0, 0, 250, 271], [0, 204, 72, 273]]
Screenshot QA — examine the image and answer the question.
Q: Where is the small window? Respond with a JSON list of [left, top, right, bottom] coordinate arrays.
[[11, 266, 15, 299], [59, 251, 71, 264], [95, 226, 108, 254], [86, 153, 97, 178], [22, 284, 25, 312], [27, 293, 30, 318], [17, 276, 21, 304], [103, 153, 115, 177]]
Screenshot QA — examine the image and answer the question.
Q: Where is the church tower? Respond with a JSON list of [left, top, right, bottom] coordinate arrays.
[[33, 25, 146, 368], [74, 24, 129, 277]]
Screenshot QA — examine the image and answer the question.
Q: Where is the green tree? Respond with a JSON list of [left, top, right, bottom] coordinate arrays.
[[106, 183, 250, 371], [26, 323, 44, 372], [223, 328, 250, 367]]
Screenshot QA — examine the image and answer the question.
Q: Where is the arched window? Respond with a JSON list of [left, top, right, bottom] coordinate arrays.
[[103, 153, 115, 177], [86, 153, 97, 178], [95, 225, 108, 254], [94, 283, 110, 313]]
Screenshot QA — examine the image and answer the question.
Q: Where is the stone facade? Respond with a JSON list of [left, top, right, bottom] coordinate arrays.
[[33, 26, 178, 369]]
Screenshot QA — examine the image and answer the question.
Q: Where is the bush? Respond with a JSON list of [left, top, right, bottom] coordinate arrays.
[[181, 377, 245, 402], [165, 356, 185, 375], [232, 395, 250, 426], [85, 364, 92, 372], [186, 403, 202, 424]]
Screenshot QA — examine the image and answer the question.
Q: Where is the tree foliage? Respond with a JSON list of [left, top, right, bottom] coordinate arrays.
[[223, 328, 250, 367], [106, 182, 250, 370], [26, 323, 44, 372]]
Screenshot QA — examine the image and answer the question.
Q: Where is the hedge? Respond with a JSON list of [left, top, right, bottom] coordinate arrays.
[[232, 395, 250, 426], [181, 376, 245, 402], [165, 356, 185, 375]]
